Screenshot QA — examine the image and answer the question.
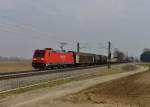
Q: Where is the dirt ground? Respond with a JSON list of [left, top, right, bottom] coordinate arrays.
[[65, 67, 150, 106], [0, 60, 32, 73], [0, 64, 148, 107]]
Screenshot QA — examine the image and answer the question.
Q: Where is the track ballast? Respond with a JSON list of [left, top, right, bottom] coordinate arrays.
[[0, 65, 108, 80]]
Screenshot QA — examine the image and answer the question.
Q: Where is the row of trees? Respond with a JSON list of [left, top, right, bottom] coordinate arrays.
[[113, 48, 150, 62], [0, 56, 21, 61], [113, 48, 135, 63], [115, 48, 150, 63]]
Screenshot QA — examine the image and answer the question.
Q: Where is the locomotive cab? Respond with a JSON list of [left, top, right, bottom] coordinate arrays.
[[32, 49, 52, 70]]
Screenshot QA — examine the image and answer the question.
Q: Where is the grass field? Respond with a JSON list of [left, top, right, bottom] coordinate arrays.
[[65, 64, 150, 106], [0, 64, 141, 107], [0, 60, 32, 73]]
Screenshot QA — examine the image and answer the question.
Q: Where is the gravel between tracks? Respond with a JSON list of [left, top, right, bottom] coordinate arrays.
[[0, 64, 148, 107], [0, 64, 120, 91]]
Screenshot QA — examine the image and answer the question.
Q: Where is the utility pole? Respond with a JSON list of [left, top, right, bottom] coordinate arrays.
[[108, 41, 111, 69], [77, 42, 80, 53]]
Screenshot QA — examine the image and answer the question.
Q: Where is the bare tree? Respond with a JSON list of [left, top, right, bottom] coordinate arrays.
[[113, 48, 125, 62]]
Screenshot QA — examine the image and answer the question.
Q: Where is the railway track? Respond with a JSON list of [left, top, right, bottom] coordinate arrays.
[[0, 64, 108, 80], [0, 63, 125, 92]]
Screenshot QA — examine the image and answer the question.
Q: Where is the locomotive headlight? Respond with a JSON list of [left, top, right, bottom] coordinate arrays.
[[33, 58, 37, 60], [41, 58, 44, 60]]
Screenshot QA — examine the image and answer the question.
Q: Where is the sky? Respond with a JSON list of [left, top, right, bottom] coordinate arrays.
[[0, 0, 150, 58]]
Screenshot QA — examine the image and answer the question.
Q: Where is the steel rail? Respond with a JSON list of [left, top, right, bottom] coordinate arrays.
[[0, 65, 108, 80]]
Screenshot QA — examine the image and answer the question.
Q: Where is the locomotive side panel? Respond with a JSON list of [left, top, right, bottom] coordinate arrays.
[[46, 51, 75, 65], [32, 49, 75, 70]]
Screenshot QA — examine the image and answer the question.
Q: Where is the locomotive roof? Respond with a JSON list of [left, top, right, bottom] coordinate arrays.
[[34, 49, 107, 57]]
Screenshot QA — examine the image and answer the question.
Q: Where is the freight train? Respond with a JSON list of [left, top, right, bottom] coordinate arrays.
[[32, 48, 107, 70]]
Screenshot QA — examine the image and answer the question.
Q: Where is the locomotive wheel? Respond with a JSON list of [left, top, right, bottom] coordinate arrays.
[[61, 65, 65, 68], [57, 65, 61, 69], [51, 66, 54, 69], [41, 66, 47, 70]]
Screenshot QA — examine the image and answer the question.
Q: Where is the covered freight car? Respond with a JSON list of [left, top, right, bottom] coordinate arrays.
[[75, 52, 95, 65], [74, 52, 107, 65], [95, 55, 107, 64]]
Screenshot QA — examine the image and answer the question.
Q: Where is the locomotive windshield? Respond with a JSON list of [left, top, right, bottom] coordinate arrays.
[[34, 51, 45, 57]]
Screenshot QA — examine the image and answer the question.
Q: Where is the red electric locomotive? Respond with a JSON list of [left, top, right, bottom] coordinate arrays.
[[32, 48, 75, 70], [32, 48, 108, 70]]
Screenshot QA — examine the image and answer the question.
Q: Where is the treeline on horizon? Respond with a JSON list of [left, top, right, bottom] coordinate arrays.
[[0, 56, 25, 61]]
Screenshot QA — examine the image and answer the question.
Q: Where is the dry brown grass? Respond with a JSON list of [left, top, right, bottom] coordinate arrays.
[[0, 60, 32, 73], [122, 64, 138, 71], [65, 66, 150, 106]]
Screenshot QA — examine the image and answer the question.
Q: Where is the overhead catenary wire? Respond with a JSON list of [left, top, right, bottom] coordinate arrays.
[[0, 26, 115, 54], [0, 14, 116, 55], [0, 13, 113, 50], [0, 14, 63, 42]]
